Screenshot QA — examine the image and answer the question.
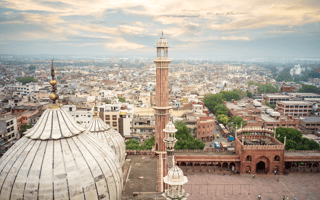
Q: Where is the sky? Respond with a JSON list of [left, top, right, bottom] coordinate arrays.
[[0, 0, 320, 60]]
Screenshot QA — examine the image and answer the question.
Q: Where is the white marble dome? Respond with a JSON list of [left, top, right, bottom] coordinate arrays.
[[0, 107, 123, 200], [164, 165, 188, 185], [163, 121, 177, 133], [85, 116, 126, 167], [157, 36, 168, 48]]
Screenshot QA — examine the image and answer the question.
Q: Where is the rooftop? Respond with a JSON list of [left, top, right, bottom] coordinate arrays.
[[279, 101, 312, 105], [300, 116, 320, 123]]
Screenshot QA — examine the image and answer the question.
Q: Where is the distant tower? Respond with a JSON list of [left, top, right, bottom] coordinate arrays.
[[154, 31, 171, 152]]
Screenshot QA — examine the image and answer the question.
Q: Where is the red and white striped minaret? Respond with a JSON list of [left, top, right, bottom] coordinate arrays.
[[154, 31, 171, 152]]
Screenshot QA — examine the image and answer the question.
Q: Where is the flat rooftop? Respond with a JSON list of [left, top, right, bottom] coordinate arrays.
[[300, 116, 320, 123], [122, 155, 158, 199], [279, 101, 312, 105], [265, 94, 290, 98]]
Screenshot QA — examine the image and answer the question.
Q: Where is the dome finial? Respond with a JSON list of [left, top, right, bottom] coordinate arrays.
[[94, 97, 98, 116], [162, 29, 163, 37], [49, 59, 59, 106]]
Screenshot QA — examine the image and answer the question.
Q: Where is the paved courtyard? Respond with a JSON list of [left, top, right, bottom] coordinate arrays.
[[184, 173, 320, 200]]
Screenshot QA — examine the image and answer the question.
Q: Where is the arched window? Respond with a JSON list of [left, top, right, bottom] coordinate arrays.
[[274, 155, 280, 161], [246, 155, 252, 161]]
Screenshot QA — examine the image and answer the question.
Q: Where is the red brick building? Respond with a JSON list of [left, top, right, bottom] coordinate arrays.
[[281, 84, 293, 92], [196, 116, 215, 142]]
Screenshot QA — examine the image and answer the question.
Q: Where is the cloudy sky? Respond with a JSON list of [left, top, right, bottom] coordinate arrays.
[[0, 0, 320, 59]]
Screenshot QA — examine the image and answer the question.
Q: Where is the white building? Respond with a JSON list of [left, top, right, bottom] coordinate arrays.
[[99, 90, 117, 100], [61, 105, 93, 127], [0, 115, 19, 142], [14, 82, 39, 95], [290, 64, 304, 76]]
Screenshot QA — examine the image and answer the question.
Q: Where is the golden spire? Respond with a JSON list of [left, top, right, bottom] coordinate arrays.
[[49, 59, 59, 105], [94, 97, 98, 117]]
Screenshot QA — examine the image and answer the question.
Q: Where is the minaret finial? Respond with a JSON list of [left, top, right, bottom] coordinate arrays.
[[49, 59, 59, 105], [162, 29, 163, 37], [94, 97, 98, 117]]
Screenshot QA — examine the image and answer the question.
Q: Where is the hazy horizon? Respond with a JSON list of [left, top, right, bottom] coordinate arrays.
[[1, 0, 320, 59]]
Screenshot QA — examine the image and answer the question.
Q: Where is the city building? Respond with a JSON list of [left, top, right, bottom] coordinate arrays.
[[61, 104, 93, 126], [277, 101, 313, 117], [264, 94, 291, 105], [299, 116, 320, 134]]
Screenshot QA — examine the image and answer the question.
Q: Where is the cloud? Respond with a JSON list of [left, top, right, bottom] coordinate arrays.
[[105, 38, 145, 51]]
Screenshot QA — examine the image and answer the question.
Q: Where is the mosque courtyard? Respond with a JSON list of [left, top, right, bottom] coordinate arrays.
[[184, 173, 320, 200]]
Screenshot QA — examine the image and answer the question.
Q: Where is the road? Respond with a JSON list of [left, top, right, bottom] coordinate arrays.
[[204, 115, 232, 149]]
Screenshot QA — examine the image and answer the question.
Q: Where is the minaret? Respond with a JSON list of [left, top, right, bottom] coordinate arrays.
[[154, 32, 171, 152]]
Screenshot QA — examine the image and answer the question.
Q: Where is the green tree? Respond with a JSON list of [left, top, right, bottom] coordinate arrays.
[[118, 96, 126, 103], [217, 114, 231, 125], [258, 84, 279, 93], [214, 104, 229, 116], [220, 91, 240, 101], [20, 124, 27, 132], [16, 77, 36, 85], [229, 116, 247, 129], [28, 65, 36, 71], [298, 85, 320, 94], [248, 81, 259, 86], [265, 100, 276, 109], [174, 121, 205, 150], [246, 91, 253, 98], [275, 127, 320, 150], [125, 136, 155, 150], [27, 122, 32, 129], [276, 73, 293, 82], [203, 93, 223, 112], [232, 89, 246, 98]]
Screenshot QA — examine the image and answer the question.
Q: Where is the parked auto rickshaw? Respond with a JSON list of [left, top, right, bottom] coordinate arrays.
[[217, 134, 220, 138]]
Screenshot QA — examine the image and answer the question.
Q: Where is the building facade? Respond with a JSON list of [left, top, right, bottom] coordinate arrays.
[[277, 101, 313, 117]]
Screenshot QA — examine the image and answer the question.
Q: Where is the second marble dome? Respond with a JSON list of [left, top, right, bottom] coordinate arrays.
[[85, 116, 126, 167]]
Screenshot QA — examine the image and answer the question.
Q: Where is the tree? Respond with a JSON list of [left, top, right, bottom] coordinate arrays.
[[258, 84, 279, 93], [214, 104, 229, 116], [276, 73, 293, 82], [248, 81, 259, 86], [174, 121, 205, 150], [217, 114, 231, 125], [16, 77, 36, 85], [125, 136, 155, 150], [275, 127, 320, 150], [28, 65, 36, 71], [265, 100, 276, 109], [298, 85, 320, 94], [232, 89, 246, 98], [220, 91, 240, 101], [246, 91, 253, 98], [229, 116, 247, 129], [118, 96, 126, 103], [27, 122, 32, 129], [203, 93, 223, 112], [20, 124, 27, 132]]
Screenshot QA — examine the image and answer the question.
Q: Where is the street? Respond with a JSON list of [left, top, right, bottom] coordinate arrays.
[[204, 116, 231, 149]]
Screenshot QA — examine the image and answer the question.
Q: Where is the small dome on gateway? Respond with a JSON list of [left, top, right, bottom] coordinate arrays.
[[85, 116, 126, 167], [164, 165, 188, 185]]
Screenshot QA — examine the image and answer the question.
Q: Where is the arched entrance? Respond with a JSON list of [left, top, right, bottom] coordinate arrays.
[[256, 161, 266, 173]]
